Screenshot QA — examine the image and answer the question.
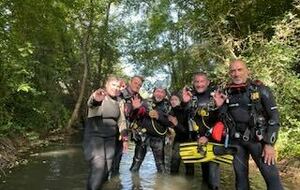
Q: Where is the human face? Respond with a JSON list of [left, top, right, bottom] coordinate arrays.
[[106, 80, 120, 97], [229, 60, 249, 84], [129, 77, 143, 93], [119, 79, 127, 91], [193, 75, 210, 93], [153, 88, 166, 102], [170, 95, 181, 108]]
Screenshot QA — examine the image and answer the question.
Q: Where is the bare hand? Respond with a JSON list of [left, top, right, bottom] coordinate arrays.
[[198, 136, 208, 145], [213, 90, 227, 108], [182, 87, 193, 103], [168, 115, 178, 126], [131, 95, 142, 109], [93, 89, 106, 102], [262, 144, 276, 165], [149, 110, 159, 119]]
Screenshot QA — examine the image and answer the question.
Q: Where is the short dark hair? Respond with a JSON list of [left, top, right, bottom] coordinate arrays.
[[153, 87, 169, 98], [170, 91, 182, 101], [192, 71, 208, 81], [170, 91, 180, 97], [131, 75, 144, 83]]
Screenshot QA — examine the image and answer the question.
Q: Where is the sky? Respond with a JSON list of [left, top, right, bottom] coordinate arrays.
[[111, 2, 173, 95]]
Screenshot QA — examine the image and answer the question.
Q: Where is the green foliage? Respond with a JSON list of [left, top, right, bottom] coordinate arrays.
[[215, 2, 300, 158], [0, 0, 299, 160], [17, 83, 35, 93], [120, 0, 300, 159], [0, 0, 126, 136]]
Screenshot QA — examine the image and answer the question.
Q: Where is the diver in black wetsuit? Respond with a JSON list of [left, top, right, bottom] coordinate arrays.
[[129, 87, 171, 173], [182, 72, 221, 189], [168, 92, 194, 175], [215, 59, 283, 190]]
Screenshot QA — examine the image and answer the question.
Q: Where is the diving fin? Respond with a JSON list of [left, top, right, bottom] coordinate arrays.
[[212, 154, 234, 164], [179, 142, 205, 162], [179, 142, 234, 165]]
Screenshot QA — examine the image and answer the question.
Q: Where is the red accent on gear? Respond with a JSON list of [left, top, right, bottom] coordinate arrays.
[[137, 107, 146, 116], [212, 121, 225, 142]]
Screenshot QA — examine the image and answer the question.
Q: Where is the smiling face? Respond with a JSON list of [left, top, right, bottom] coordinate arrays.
[[105, 78, 120, 97], [193, 74, 210, 93], [170, 95, 181, 108], [129, 76, 143, 93], [229, 60, 249, 84], [153, 88, 167, 102]]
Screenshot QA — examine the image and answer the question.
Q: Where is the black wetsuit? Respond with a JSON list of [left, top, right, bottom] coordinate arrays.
[[83, 95, 122, 190], [189, 87, 220, 190], [129, 98, 170, 173], [220, 80, 283, 190], [111, 87, 138, 175], [169, 105, 194, 175]]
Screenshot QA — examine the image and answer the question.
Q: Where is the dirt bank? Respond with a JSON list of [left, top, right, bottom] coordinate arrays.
[[0, 130, 73, 177], [278, 158, 300, 184]]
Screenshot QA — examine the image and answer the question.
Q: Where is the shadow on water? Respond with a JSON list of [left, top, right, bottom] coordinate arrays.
[[0, 135, 298, 190]]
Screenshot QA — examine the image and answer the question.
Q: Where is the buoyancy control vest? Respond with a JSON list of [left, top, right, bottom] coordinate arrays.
[[188, 87, 220, 140], [223, 80, 280, 145], [86, 95, 121, 138], [143, 98, 170, 137]]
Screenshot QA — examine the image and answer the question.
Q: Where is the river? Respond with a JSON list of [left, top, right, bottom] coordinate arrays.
[[0, 140, 297, 190]]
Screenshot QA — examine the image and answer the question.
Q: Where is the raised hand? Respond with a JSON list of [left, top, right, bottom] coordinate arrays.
[[213, 90, 227, 108], [93, 88, 106, 102], [182, 86, 193, 103]]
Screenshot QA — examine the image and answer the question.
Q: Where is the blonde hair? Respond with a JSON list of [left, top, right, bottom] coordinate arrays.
[[105, 75, 119, 88]]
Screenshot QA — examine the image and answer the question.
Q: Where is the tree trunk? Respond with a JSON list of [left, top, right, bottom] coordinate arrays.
[[65, 0, 94, 131], [65, 33, 89, 131], [95, 1, 112, 89]]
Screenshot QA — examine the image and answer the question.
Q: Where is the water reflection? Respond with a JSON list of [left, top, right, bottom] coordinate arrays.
[[0, 143, 297, 190]]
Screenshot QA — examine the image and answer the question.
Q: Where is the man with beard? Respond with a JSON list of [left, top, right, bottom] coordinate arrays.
[[214, 59, 283, 190], [182, 72, 220, 190]]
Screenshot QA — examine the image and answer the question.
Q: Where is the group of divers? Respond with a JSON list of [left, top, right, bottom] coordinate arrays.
[[83, 59, 284, 190]]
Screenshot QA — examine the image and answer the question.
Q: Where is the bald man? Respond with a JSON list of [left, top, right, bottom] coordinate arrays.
[[214, 60, 283, 190]]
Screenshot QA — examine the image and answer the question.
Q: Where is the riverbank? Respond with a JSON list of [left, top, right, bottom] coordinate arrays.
[[0, 129, 76, 177], [1, 132, 299, 185], [277, 158, 300, 184]]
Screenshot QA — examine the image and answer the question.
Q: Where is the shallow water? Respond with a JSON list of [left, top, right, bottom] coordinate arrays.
[[0, 142, 297, 190]]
